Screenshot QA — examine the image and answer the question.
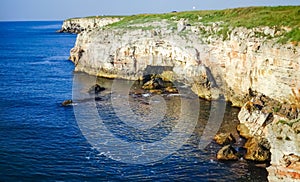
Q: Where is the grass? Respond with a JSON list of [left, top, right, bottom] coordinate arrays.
[[277, 118, 300, 127], [72, 6, 300, 43], [66, 15, 125, 21]]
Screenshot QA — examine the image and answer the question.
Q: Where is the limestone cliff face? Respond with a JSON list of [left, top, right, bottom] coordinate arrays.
[[58, 17, 122, 33], [267, 118, 300, 182], [63, 17, 300, 180], [69, 21, 300, 107]]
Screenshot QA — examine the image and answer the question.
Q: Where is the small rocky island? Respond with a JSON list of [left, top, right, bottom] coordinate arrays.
[[59, 6, 300, 181]]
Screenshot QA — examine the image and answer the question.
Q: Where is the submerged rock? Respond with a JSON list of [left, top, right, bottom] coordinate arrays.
[[214, 133, 236, 145], [217, 145, 239, 161]]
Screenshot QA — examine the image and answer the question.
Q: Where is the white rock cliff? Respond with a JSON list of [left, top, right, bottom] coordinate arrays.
[[69, 20, 300, 107], [61, 16, 300, 181]]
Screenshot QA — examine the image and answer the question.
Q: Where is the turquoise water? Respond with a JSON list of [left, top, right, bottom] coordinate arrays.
[[0, 21, 267, 181]]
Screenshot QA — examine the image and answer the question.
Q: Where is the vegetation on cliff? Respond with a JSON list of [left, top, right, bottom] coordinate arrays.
[[100, 6, 300, 43]]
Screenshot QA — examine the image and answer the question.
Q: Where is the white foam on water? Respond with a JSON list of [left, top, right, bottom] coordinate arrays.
[[142, 93, 151, 97], [31, 24, 62, 29], [28, 56, 68, 65]]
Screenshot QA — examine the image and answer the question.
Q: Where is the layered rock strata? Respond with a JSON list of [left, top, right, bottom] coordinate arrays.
[[267, 118, 300, 181], [69, 20, 300, 107], [238, 94, 300, 181], [62, 16, 300, 181]]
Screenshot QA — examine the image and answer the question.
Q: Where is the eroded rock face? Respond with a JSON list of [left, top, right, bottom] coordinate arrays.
[[266, 118, 300, 182], [68, 21, 300, 106], [238, 93, 300, 178]]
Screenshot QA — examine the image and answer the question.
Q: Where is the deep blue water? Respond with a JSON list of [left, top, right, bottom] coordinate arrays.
[[0, 21, 268, 181]]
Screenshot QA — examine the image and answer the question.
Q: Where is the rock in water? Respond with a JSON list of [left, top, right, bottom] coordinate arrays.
[[214, 133, 236, 145], [142, 77, 165, 90], [244, 137, 270, 162], [165, 86, 178, 93], [62, 99, 73, 106], [217, 145, 239, 160], [88, 84, 105, 94]]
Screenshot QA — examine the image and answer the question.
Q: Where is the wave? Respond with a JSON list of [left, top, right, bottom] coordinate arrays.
[[43, 56, 69, 61], [31, 24, 62, 30], [28, 56, 69, 65]]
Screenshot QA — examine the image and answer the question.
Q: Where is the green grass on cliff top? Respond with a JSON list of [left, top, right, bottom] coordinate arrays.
[[79, 6, 300, 42]]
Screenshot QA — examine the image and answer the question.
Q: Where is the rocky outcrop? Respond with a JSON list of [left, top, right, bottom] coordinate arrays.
[[243, 137, 271, 161], [214, 133, 236, 145], [61, 13, 300, 180], [68, 20, 300, 107], [238, 93, 300, 180], [217, 145, 239, 161], [266, 118, 300, 181], [58, 17, 123, 34]]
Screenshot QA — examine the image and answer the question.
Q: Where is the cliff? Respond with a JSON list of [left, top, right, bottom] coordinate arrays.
[[58, 16, 123, 33], [267, 118, 300, 181], [71, 25, 300, 106], [68, 7, 300, 107], [62, 6, 300, 181]]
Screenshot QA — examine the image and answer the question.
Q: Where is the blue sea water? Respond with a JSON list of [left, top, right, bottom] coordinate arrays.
[[0, 21, 268, 181]]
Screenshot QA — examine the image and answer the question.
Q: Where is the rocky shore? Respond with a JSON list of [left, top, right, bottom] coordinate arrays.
[[59, 6, 300, 181]]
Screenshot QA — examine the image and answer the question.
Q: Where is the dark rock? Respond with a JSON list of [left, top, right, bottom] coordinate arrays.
[[217, 145, 239, 160], [95, 97, 103, 101], [142, 76, 165, 90], [88, 84, 105, 94], [214, 133, 236, 145], [236, 147, 247, 157], [62, 99, 73, 106], [244, 137, 271, 162]]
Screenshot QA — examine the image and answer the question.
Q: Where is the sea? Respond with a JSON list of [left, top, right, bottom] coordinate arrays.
[[0, 21, 268, 181]]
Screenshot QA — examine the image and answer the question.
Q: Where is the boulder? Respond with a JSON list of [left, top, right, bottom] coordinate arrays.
[[217, 145, 239, 160], [142, 77, 165, 90], [236, 123, 252, 139], [244, 137, 271, 162], [214, 133, 236, 145]]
